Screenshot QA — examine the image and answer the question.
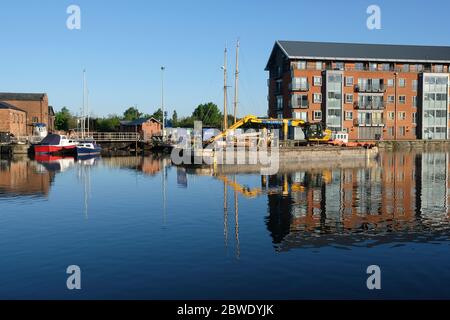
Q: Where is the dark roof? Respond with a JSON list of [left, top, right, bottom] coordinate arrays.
[[120, 118, 161, 126], [0, 102, 26, 112], [266, 40, 450, 69], [0, 93, 47, 101]]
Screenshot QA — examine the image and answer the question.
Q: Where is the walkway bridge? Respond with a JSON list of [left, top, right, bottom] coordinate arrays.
[[92, 132, 143, 142]]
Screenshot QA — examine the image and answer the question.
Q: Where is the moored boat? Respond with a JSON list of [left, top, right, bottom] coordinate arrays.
[[34, 134, 77, 155], [76, 141, 102, 156]]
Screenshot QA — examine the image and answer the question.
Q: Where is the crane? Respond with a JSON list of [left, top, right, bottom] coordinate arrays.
[[204, 115, 332, 147]]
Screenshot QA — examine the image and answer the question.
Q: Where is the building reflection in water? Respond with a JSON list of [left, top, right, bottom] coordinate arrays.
[[101, 155, 164, 176], [264, 151, 450, 251], [0, 154, 166, 204], [0, 157, 55, 199], [210, 151, 450, 252]]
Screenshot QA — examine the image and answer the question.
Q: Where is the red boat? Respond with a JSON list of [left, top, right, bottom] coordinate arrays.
[[34, 134, 77, 154]]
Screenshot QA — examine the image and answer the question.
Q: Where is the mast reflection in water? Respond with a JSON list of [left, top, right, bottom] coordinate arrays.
[[0, 151, 450, 299]]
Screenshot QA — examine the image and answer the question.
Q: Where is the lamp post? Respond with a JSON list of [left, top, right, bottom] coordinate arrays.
[[161, 66, 166, 140]]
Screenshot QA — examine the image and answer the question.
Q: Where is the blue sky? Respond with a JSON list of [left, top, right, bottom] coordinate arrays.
[[0, 0, 449, 118]]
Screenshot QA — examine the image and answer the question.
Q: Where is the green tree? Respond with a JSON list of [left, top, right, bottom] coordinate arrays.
[[192, 102, 222, 127], [123, 107, 141, 121], [55, 107, 74, 131], [172, 110, 178, 127], [177, 116, 195, 128], [96, 115, 121, 132], [151, 108, 163, 122]]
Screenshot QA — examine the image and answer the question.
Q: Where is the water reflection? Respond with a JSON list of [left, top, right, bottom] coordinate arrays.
[[263, 151, 450, 251], [0, 156, 55, 199], [2, 151, 450, 251]]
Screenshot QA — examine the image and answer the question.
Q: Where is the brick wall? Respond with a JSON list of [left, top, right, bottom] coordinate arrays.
[[1, 95, 49, 135], [142, 121, 162, 138], [0, 109, 27, 136]]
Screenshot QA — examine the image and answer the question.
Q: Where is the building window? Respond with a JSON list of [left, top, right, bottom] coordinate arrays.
[[314, 111, 322, 121], [313, 93, 322, 104], [402, 64, 410, 72], [32, 117, 39, 123], [387, 79, 394, 87], [412, 96, 417, 107], [435, 64, 444, 72], [291, 94, 308, 108], [335, 62, 344, 70], [398, 112, 406, 120], [293, 111, 308, 121], [345, 76, 354, 87], [399, 126, 406, 136], [388, 127, 394, 136], [345, 94, 353, 104], [382, 63, 391, 71], [369, 63, 378, 71], [277, 113, 283, 119], [345, 111, 353, 120], [387, 95, 395, 104], [388, 112, 395, 120], [292, 77, 308, 90], [276, 96, 283, 110], [412, 112, 417, 124], [313, 76, 322, 86], [355, 63, 364, 71], [412, 80, 418, 91], [399, 79, 406, 87], [315, 61, 322, 70], [413, 64, 424, 72], [399, 96, 406, 104], [297, 61, 306, 70]]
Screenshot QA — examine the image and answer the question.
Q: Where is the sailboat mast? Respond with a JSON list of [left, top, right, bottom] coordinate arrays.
[[161, 66, 165, 140], [86, 72, 90, 137], [233, 39, 240, 124], [82, 69, 86, 139], [223, 46, 228, 130]]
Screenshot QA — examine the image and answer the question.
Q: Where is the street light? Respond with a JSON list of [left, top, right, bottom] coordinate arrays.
[[161, 66, 165, 140]]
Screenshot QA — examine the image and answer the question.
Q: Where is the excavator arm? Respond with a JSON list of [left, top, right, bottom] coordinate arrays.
[[204, 115, 331, 147], [204, 115, 260, 146]]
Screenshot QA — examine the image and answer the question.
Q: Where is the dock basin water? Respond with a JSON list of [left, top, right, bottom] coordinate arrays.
[[0, 150, 449, 299]]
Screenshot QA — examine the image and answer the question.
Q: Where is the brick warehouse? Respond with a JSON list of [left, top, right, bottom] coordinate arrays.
[[0, 102, 27, 137], [0, 93, 55, 136], [266, 41, 450, 140]]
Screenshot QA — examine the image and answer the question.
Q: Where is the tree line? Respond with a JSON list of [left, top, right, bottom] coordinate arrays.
[[54, 102, 233, 132]]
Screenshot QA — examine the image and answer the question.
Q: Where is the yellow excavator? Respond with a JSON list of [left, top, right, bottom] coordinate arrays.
[[204, 115, 332, 147]]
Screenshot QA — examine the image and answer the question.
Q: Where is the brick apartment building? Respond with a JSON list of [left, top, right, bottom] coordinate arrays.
[[0, 93, 55, 136], [266, 41, 450, 140]]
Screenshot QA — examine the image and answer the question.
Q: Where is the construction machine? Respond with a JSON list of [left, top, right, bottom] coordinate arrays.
[[204, 115, 332, 147]]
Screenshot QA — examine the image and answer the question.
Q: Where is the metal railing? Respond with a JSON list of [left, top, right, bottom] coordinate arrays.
[[92, 132, 141, 142], [355, 84, 386, 93], [354, 101, 386, 110], [10, 136, 43, 144]]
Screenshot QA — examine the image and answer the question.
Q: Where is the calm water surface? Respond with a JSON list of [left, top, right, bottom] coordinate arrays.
[[0, 151, 450, 299]]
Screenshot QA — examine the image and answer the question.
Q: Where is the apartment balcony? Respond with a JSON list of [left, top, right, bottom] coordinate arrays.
[[354, 101, 386, 110], [291, 102, 309, 109], [354, 84, 386, 93], [290, 83, 310, 92], [356, 122, 385, 127], [353, 119, 385, 127]]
